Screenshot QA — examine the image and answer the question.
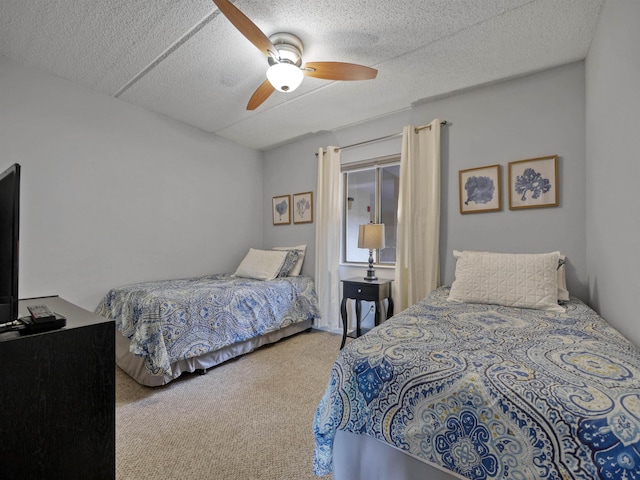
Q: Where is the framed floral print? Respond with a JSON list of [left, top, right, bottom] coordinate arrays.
[[292, 192, 313, 224], [508, 155, 559, 209], [459, 164, 501, 214], [272, 195, 291, 225]]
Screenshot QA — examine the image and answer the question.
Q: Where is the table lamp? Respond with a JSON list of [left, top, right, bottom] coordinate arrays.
[[358, 223, 385, 281]]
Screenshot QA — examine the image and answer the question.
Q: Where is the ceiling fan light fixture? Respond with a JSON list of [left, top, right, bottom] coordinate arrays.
[[266, 62, 304, 93]]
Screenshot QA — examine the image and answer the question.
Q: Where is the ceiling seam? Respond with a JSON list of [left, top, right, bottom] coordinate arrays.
[[114, 8, 221, 98], [368, 0, 541, 70], [113, 0, 538, 100]]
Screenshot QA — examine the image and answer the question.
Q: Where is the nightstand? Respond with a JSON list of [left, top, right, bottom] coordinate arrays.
[[340, 277, 394, 349]]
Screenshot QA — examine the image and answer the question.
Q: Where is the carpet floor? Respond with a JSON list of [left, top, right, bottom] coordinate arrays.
[[116, 329, 341, 480]]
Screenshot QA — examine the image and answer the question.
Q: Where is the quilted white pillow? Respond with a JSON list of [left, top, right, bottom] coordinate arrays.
[[448, 251, 564, 312], [452, 251, 570, 302], [233, 248, 288, 281], [272, 245, 307, 276]]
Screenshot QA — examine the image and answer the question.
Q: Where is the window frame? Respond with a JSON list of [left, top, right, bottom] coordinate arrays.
[[341, 154, 401, 266]]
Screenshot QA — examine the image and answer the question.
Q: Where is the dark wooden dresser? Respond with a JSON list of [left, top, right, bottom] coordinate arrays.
[[0, 296, 115, 479]]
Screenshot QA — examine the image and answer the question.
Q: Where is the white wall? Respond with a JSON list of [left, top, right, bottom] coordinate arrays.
[[585, 0, 640, 347], [416, 62, 587, 299], [262, 133, 334, 278], [0, 57, 263, 311], [264, 62, 588, 310]]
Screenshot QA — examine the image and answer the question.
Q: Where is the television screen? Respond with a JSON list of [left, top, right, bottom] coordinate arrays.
[[0, 163, 20, 323]]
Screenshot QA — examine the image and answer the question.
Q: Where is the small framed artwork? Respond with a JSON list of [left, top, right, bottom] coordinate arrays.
[[508, 155, 559, 210], [272, 195, 291, 225], [459, 164, 501, 214], [292, 192, 313, 224]]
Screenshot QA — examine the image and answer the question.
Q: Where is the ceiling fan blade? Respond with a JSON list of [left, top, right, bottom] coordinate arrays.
[[213, 0, 277, 58], [303, 62, 378, 81], [247, 80, 275, 110]]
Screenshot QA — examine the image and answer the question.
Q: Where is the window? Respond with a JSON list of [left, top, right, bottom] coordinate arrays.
[[343, 155, 400, 265]]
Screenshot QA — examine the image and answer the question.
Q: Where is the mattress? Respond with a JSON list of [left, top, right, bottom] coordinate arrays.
[[96, 273, 320, 385], [313, 286, 640, 479]]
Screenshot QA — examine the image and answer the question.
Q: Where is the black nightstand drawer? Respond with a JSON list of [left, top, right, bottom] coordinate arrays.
[[344, 282, 380, 300]]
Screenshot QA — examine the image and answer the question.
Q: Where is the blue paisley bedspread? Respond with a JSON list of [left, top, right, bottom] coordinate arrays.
[[96, 273, 320, 376], [313, 286, 640, 479]]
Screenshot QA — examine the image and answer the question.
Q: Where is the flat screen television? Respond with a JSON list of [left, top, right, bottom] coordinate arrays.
[[0, 163, 20, 324]]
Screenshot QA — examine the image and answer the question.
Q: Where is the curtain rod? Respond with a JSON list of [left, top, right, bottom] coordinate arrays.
[[316, 120, 448, 155]]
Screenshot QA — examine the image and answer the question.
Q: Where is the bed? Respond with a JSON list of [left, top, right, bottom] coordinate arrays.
[[313, 251, 640, 479], [97, 247, 321, 386]]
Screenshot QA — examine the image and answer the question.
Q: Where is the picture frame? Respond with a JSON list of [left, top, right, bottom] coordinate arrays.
[[292, 191, 313, 224], [458, 164, 501, 214], [272, 195, 291, 225], [508, 155, 559, 209]]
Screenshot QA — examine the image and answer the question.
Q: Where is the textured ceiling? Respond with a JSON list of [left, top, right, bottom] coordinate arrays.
[[0, 0, 604, 150]]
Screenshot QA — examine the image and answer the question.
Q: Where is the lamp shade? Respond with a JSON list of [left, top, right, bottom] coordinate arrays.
[[358, 223, 385, 250], [266, 63, 304, 92]]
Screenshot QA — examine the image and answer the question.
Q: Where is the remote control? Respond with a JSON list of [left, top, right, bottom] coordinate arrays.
[[27, 304, 55, 323]]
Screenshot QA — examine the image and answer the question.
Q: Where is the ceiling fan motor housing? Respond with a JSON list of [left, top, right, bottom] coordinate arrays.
[[267, 32, 304, 66]]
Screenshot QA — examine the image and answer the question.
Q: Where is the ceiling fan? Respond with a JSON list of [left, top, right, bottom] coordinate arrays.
[[212, 0, 378, 110]]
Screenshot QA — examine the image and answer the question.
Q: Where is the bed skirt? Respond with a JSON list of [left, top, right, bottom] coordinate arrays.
[[333, 431, 463, 480], [116, 319, 313, 387]]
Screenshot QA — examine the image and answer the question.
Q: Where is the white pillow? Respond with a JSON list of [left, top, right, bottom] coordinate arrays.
[[233, 248, 288, 281], [272, 245, 307, 276], [448, 250, 564, 312], [453, 250, 570, 302]]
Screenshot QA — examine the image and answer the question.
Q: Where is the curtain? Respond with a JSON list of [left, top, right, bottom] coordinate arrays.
[[394, 119, 441, 312], [314, 146, 342, 330]]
